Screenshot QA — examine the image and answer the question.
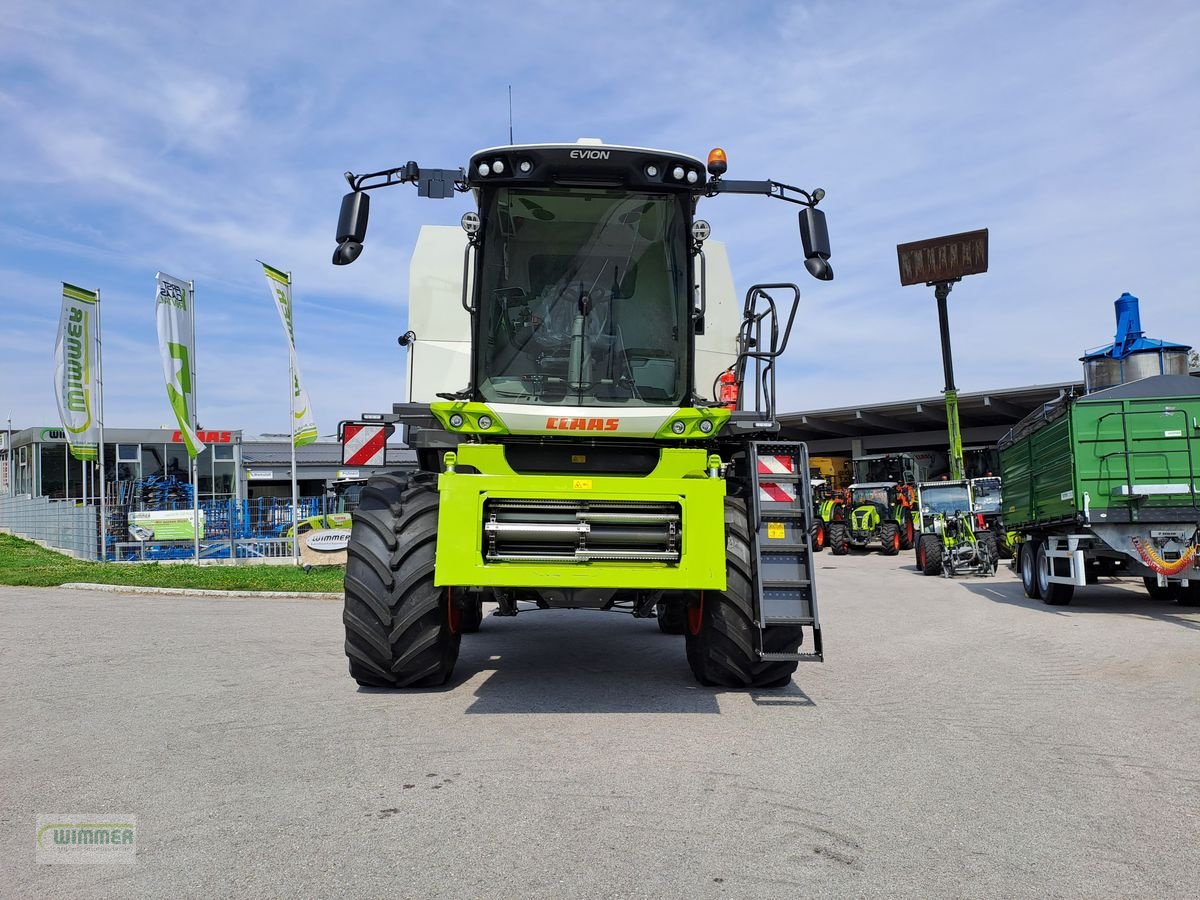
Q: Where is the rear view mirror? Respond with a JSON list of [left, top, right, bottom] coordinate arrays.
[[333, 191, 370, 265], [799, 206, 833, 281]]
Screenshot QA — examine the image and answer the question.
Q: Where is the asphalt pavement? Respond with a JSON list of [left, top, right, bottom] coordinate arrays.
[[2, 552, 1198, 898]]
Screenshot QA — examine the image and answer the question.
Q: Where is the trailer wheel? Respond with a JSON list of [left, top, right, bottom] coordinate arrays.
[[656, 595, 688, 634], [1142, 577, 1181, 602], [685, 498, 803, 689], [899, 509, 915, 550], [1178, 582, 1200, 607], [918, 534, 943, 576], [828, 522, 850, 555], [1035, 541, 1073, 605], [1019, 541, 1041, 599], [343, 478, 461, 688], [880, 522, 901, 556]]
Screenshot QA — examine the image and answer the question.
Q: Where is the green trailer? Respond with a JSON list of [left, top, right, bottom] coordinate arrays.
[[999, 374, 1200, 605]]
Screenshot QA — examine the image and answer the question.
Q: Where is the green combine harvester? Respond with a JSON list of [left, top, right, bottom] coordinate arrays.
[[1001, 293, 1199, 606], [330, 140, 836, 688]]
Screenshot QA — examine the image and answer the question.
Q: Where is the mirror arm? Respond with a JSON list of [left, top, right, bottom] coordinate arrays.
[[706, 178, 822, 207], [347, 164, 468, 196]]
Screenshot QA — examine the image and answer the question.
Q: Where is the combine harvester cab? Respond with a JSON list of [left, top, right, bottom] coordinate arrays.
[[1001, 293, 1199, 606], [330, 140, 836, 688]]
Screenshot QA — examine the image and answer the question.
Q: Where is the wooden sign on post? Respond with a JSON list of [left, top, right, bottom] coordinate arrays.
[[896, 228, 988, 286]]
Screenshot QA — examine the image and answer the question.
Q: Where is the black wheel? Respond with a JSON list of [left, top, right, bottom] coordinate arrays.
[[811, 520, 827, 553], [828, 522, 850, 556], [997, 530, 1014, 560], [1178, 581, 1200, 607], [684, 498, 803, 689], [1036, 541, 1073, 605], [919, 534, 943, 576], [458, 595, 484, 633], [879, 522, 901, 556], [656, 596, 687, 634], [978, 532, 999, 574], [899, 509, 915, 551], [1019, 541, 1041, 599], [343, 476, 461, 688], [914, 533, 925, 570], [1143, 576, 1181, 602]]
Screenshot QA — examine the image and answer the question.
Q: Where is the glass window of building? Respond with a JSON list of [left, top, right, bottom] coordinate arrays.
[[115, 444, 140, 483], [39, 445, 67, 498], [196, 446, 214, 495], [141, 445, 165, 478], [164, 445, 189, 481]]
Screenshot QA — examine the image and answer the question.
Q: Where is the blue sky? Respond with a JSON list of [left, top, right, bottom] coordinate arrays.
[[2, 0, 1197, 436]]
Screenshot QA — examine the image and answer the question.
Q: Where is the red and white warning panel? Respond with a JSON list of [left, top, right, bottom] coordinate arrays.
[[756, 455, 795, 475], [342, 423, 388, 466], [759, 481, 798, 502], [757, 454, 798, 501]]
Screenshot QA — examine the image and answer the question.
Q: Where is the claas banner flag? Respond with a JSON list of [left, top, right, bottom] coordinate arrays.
[[262, 263, 318, 447], [155, 272, 205, 458], [53, 283, 101, 461]]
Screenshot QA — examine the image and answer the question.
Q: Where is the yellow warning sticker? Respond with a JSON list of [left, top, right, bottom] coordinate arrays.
[[767, 522, 785, 539], [572, 479, 593, 490], [571, 454, 587, 463]]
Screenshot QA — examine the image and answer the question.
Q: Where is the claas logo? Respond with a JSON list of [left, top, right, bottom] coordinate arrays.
[[545, 417, 619, 432]]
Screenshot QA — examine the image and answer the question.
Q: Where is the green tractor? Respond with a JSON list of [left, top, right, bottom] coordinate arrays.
[[808, 480, 848, 553], [330, 139, 835, 689], [827, 482, 913, 555], [913, 479, 998, 576]]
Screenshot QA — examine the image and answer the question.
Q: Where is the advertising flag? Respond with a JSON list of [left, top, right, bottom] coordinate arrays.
[[155, 272, 205, 458], [262, 263, 318, 447], [53, 283, 102, 461]]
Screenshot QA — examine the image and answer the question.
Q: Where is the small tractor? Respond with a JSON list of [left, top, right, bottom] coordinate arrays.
[[828, 482, 913, 555], [330, 140, 835, 688], [913, 479, 997, 576]]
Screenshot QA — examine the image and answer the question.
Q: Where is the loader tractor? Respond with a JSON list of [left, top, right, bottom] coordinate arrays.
[[827, 482, 910, 555], [913, 479, 997, 575], [330, 140, 835, 689]]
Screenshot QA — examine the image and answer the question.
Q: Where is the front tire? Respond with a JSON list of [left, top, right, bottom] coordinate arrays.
[[919, 533, 943, 576], [899, 509, 915, 550], [811, 520, 827, 553], [343, 477, 461, 688], [880, 522, 901, 556], [684, 498, 803, 689], [828, 522, 850, 556]]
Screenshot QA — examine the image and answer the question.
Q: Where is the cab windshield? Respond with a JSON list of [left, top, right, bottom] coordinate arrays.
[[921, 484, 971, 516], [852, 487, 890, 507], [475, 187, 689, 407], [971, 477, 1001, 514]]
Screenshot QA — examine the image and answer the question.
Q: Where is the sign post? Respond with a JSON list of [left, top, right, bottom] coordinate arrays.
[[896, 229, 989, 481]]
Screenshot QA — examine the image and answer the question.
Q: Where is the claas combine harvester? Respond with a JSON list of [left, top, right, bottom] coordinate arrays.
[[330, 140, 836, 688]]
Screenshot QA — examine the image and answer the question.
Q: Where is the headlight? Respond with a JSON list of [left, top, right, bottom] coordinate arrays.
[[478, 415, 493, 430], [449, 413, 464, 428], [671, 420, 686, 435]]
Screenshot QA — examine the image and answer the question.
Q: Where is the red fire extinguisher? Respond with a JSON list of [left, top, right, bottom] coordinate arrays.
[[718, 370, 739, 410]]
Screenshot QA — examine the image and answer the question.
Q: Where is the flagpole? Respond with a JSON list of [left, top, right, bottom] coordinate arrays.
[[96, 290, 107, 562], [189, 279, 200, 566], [289, 270, 299, 567]]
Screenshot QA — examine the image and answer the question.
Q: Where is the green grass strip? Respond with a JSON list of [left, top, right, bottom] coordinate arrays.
[[0, 533, 344, 592]]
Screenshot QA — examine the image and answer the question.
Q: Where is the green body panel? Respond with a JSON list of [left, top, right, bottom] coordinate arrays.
[[849, 504, 881, 532], [818, 499, 843, 523], [1001, 384, 1200, 529], [434, 444, 728, 590]]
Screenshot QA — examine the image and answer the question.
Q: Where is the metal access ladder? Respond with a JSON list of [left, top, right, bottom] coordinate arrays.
[[747, 441, 823, 662]]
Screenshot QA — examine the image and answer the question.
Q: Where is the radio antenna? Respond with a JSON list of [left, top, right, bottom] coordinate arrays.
[[508, 85, 514, 145]]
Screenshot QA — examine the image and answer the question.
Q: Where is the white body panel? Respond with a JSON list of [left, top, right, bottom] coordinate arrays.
[[405, 226, 741, 405]]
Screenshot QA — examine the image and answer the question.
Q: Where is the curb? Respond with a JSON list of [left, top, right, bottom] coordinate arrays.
[[59, 583, 342, 600]]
